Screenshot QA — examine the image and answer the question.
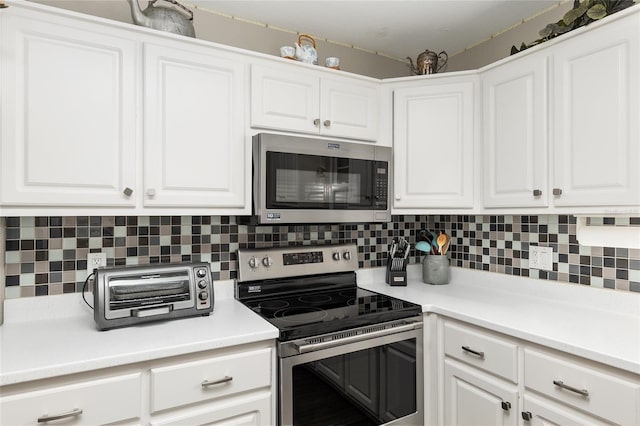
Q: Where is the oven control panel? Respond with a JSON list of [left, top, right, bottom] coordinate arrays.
[[237, 244, 358, 282]]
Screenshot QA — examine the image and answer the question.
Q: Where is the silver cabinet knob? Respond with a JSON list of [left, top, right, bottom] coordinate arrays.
[[532, 189, 542, 197], [146, 188, 156, 197], [323, 120, 331, 127], [313, 118, 320, 127], [552, 188, 562, 196], [123, 187, 133, 197]]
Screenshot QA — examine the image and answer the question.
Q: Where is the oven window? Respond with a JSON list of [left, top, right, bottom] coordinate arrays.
[[266, 151, 377, 209], [292, 339, 417, 425]]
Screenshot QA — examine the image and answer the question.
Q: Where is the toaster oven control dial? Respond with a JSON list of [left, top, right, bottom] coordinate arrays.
[[332, 252, 341, 261], [262, 256, 273, 267], [343, 251, 352, 261], [196, 268, 207, 278], [198, 291, 209, 301], [198, 279, 208, 289]]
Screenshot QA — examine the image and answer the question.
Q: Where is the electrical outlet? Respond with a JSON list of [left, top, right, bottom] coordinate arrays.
[[87, 252, 107, 274], [530, 246, 553, 271]]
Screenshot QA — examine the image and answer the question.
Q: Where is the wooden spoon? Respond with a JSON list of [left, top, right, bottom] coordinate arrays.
[[436, 232, 447, 255]]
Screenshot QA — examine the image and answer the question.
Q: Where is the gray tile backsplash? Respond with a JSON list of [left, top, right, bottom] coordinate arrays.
[[3, 215, 640, 298]]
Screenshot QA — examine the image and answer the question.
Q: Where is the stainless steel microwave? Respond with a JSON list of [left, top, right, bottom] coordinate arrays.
[[248, 133, 392, 224]]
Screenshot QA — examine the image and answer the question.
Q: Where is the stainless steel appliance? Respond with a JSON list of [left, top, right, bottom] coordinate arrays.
[[236, 244, 424, 425], [248, 133, 392, 224], [93, 262, 213, 330]]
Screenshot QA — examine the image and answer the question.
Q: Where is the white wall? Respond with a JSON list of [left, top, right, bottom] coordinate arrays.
[[447, 2, 573, 71]]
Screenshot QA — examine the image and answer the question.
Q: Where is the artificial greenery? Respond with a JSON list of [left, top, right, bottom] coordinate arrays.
[[511, 0, 636, 54]]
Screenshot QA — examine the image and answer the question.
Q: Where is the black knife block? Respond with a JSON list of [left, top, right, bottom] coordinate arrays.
[[385, 255, 407, 286]]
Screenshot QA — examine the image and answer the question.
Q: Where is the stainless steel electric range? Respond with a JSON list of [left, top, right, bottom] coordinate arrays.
[[236, 244, 424, 426]]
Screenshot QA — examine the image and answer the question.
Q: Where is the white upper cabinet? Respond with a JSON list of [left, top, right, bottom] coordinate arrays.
[[480, 8, 640, 213], [251, 64, 379, 141], [551, 12, 640, 209], [143, 42, 245, 208], [482, 52, 548, 208], [0, 8, 137, 207], [392, 75, 477, 211]]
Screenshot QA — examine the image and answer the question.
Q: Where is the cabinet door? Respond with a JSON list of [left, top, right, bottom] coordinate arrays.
[[393, 78, 476, 209], [482, 53, 548, 208], [321, 78, 379, 141], [379, 341, 417, 422], [0, 11, 137, 207], [443, 359, 518, 426], [552, 14, 640, 207], [522, 394, 613, 426], [251, 64, 320, 135], [344, 348, 379, 415], [144, 43, 245, 208], [0, 373, 141, 425], [151, 392, 272, 426]]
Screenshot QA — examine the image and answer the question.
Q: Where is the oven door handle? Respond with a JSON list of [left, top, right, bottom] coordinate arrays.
[[294, 322, 420, 354]]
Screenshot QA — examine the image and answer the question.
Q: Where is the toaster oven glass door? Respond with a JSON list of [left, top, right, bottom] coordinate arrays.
[[105, 271, 194, 318]]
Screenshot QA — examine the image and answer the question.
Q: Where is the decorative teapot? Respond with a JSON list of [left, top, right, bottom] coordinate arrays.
[[295, 34, 318, 65], [128, 0, 195, 38], [407, 50, 448, 75]]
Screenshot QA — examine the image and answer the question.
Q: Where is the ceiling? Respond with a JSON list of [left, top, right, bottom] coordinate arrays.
[[187, 0, 564, 61]]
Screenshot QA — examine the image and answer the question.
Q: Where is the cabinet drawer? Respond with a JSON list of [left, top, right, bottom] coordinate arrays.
[[151, 347, 272, 412], [443, 320, 518, 383], [524, 348, 640, 425], [0, 373, 141, 425]]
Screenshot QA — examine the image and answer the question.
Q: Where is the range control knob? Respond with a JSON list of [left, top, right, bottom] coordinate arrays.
[[196, 268, 207, 278], [198, 291, 209, 301], [333, 252, 341, 261], [343, 251, 351, 261], [262, 256, 273, 267], [248, 257, 259, 269], [198, 279, 208, 289]]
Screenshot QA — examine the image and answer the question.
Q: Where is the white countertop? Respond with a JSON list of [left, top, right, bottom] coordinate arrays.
[[0, 281, 278, 386], [2, 267, 639, 387], [357, 265, 640, 375]]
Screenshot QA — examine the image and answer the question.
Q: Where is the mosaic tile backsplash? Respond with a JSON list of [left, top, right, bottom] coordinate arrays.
[[3, 215, 640, 298]]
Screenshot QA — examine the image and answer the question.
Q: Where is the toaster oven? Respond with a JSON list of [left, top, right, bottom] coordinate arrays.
[[93, 263, 214, 330]]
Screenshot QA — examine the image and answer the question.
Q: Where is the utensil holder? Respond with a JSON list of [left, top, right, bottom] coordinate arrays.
[[422, 255, 450, 285], [386, 255, 407, 286]]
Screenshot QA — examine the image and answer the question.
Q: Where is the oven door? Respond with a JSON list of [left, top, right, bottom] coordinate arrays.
[[279, 323, 423, 426]]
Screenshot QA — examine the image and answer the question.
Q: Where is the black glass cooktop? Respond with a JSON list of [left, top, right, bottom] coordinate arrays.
[[237, 273, 422, 341]]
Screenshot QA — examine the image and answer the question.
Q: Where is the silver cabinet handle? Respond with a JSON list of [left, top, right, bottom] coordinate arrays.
[[553, 380, 589, 397], [501, 401, 511, 411], [522, 411, 533, 421], [323, 119, 331, 127], [38, 408, 83, 423], [461, 345, 485, 359], [123, 187, 133, 197], [533, 189, 542, 197], [201, 376, 233, 388], [552, 188, 562, 196], [313, 118, 320, 127], [146, 188, 156, 198]]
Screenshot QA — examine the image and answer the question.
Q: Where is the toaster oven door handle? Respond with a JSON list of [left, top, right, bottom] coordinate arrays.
[[201, 376, 233, 388], [133, 306, 171, 318]]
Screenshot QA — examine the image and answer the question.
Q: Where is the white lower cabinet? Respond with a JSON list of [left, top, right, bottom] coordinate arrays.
[[444, 359, 518, 426], [437, 317, 640, 426], [0, 343, 275, 426], [150, 391, 272, 426], [0, 373, 142, 425], [522, 394, 613, 426]]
